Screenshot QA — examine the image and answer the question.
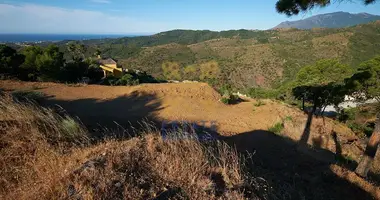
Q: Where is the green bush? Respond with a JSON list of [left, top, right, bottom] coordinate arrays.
[[338, 108, 357, 123], [220, 94, 240, 105], [254, 100, 266, 107], [347, 122, 374, 138], [268, 122, 284, 135], [247, 87, 279, 99], [220, 97, 230, 104], [103, 75, 119, 85], [116, 74, 139, 86]]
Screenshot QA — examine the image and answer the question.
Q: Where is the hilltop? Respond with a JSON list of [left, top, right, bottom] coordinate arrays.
[[273, 12, 380, 29]]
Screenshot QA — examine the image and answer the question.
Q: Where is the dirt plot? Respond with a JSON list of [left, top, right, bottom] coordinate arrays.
[[1, 80, 379, 199]]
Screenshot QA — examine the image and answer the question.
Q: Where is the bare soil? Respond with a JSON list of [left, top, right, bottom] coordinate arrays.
[[1, 80, 379, 199]]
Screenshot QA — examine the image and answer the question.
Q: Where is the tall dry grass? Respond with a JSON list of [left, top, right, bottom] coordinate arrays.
[[0, 94, 260, 199]]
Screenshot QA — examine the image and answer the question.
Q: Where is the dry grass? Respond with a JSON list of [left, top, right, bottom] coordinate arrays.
[[0, 94, 259, 199]]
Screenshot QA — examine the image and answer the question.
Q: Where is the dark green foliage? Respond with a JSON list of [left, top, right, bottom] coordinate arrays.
[[36, 45, 65, 81], [103, 71, 159, 86], [247, 88, 280, 99], [275, 0, 376, 16], [0, 45, 25, 75], [116, 74, 139, 86], [136, 71, 160, 83], [220, 94, 240, 105], [218, 84, 234, 96], [0, 44, 160, 85], [346, 55, 380, 102], [87, 65, 104, 82], [103, 75, 119, 85], [292, 60, 354, 112], [338, 107, 376, 138], [338, 107, 357, 122], [60, 60, 89, 82], [19, 46, 43, 80], [18, 45, 65, 81]]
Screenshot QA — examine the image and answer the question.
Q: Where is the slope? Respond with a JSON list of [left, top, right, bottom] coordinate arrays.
[[273, 11, 380, 29]]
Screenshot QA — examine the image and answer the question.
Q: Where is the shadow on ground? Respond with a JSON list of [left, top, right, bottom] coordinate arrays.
[[2, 87, 378, 199], [40, 91, 163, 139], [219, 130, 377, 200]]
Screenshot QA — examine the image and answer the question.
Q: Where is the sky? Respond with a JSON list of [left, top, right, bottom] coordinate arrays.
[[0, 0, 379, 34]]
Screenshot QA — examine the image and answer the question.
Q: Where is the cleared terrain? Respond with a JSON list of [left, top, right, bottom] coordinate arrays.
[[1, 80, 380, 199]]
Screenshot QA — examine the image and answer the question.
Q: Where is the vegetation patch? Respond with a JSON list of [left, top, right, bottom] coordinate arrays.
[[0, 93, 261, 199], [268, 122, 284, 135], [11, 90, 45, 102], [254, 100, 266, 107]]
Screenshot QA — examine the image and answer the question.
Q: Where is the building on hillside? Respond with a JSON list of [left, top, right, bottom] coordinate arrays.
[[97, 56, 123, 78]]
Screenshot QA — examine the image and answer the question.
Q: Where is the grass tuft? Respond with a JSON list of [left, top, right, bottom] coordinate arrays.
[[268, 122, 284, 135], [0, 93, 258, 199]]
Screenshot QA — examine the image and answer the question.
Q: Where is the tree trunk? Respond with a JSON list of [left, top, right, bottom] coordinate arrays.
[[321, 105, 327, 116], [355, 117, 380, 177], [302, 96, 305, 111]]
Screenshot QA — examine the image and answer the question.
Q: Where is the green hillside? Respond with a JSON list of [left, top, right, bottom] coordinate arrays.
[[53, 21, 380, 90]]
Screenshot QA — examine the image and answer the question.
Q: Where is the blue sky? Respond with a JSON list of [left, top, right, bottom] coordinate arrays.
[[0, 0, 379, 34]]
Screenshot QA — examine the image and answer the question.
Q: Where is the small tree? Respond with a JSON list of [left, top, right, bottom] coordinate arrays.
[[0, 45, 24, 76], [292, 60, 353, 145], [162, 61, 182, 80], [292, 59, 353, 113], [199, 61, 220, 81], [20, 46, 43, 80], [346, 56, 380, 177], [36, 45, 65, 81]]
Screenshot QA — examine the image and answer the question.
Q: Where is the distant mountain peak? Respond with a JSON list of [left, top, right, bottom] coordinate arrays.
[[273, 12, 380, 29]]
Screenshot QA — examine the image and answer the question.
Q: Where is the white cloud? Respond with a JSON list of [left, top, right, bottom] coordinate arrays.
[[0, 3, 170, 34], [90, 0, 111, 4]]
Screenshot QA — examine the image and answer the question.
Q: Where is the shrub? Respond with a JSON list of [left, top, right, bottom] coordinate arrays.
[[220, 93, 240, 105], [103, 75, 119, 85], [338, 107, 357, 122], [284, 115, 293, 122], [254, 100, 266, 107], [162, 61, 182, 80], [116, 74, 139, 86], [268, 122, 284, 135], [247, 87, 279, 99], [220, 96, 231, 104]]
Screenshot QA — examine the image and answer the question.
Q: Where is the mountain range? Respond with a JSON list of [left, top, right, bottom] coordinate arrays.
[[273, 11, 380, 29]]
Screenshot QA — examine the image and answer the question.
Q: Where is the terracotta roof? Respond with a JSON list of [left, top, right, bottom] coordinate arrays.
[[98, 58, 117, 65]]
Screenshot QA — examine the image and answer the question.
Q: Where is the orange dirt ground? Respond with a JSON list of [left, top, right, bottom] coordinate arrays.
[[1, 80, 379, 199]]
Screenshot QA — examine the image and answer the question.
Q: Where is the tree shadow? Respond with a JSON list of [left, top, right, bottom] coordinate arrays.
[[218, 130, 377, 200], [40, 91, 164, 139]]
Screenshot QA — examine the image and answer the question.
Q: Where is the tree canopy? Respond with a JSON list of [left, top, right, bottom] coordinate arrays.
[[276, 0, 377, 16], [292, 59, 353, 112], [0, 45, 24, 75], [346, 55, 380, 102]]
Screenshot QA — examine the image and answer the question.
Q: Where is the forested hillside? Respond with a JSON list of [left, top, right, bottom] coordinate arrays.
[[9, 20, 380, 91]]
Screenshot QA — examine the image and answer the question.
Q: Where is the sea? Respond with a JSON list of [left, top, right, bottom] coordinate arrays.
[[0, 34, 144, 43]]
